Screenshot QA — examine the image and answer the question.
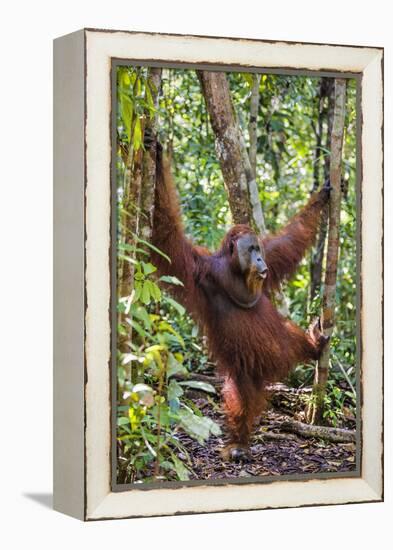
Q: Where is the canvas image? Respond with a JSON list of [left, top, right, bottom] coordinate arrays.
[[113, 65, 358, 486]]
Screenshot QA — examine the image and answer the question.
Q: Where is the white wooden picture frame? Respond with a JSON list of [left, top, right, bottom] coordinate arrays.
[[53, 28, 383, 521]]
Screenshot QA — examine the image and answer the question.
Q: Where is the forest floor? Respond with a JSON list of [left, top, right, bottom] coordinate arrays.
[[178, 383, 357, 480]]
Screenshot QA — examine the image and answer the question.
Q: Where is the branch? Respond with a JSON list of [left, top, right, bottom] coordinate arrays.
[[275, 419, 355, 443]]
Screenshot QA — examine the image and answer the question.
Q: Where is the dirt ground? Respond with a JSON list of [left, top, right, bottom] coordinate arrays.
[[177, 386, 357, 480]]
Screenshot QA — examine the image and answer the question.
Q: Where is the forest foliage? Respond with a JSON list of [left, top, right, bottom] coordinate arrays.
[[116, 67, 357, 483]]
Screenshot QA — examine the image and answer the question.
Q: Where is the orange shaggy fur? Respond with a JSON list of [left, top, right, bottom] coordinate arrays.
[[151, 146, 329, 451]]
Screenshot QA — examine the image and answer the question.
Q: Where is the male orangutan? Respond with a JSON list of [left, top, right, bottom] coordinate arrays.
[[151, 145, 330, 461]]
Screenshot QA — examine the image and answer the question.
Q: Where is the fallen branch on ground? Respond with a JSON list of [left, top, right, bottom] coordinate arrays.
[[274, 419, 355, 443]]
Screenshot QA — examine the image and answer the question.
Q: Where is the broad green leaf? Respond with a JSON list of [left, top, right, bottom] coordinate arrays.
[[119, 92, 133, 141], [178, 380, 216, 394], [131, 305, 152, 329], [143, 280, 160, 302], [117, 416, 130, 426], [133, 117, 142, 151], [121, 353, 145, 365], [141, 262, 157, 275], [133, 235, 171, 262], [164, 296, 186, 316], [145, 81, 156, 115], [170, 453, 190, 481], [118, 253, 137, 265], [242, 72, 254, 88], [141, 281, 151, 305], [129, 318, 148, 338], [178, 408, 221, 444], [128, 407, 139, 431], [159, 275, 184, 286], [167, 353, 188, 378]]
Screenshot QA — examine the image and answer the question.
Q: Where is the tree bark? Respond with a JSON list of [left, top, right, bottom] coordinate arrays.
[[248, 73, 261, 179], [120, 145, 142, 302], [246, 74, 267, 235], [118, 68, 162, 382], [197, 71, 251, 225], [308, 79, 347, 425], [238, 130, 267, 235], [198, 71, 291, 315], [310, 78, 335, 303], [140, 68, 162, 242], [277, 419, 355, 443], [118, 145, 143, 383]]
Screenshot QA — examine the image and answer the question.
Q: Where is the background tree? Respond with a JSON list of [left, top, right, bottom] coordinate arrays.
[[309, 77, 335, 303], [307, 79, 347, 424], [197, 71, 252, 226]]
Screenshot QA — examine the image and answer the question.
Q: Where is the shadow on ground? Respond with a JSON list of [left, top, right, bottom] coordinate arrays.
[[23, 493, 53, 509]]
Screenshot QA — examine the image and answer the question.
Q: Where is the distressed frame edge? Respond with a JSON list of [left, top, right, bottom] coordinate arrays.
[[60, 28, 382, 521], [53, 29, 86, 520]]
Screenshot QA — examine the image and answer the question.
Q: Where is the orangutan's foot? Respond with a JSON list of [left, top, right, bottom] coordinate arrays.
[[221, 444, 251, 462], [307, 317, 330, 356]]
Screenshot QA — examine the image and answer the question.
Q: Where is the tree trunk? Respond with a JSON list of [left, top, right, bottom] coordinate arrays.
[[120, 145, 142, 302], [308, 79, 347, 425], [118, 68, 162, 382], [140, 68, 162, 242], [198, 70, 290, 315], [248, 74, 261, 179], [118, 145, 143, 383], [197, 71, 251, 225], [310, 78, 334, 303], [246, 74, 289, 314], [239, 130, 267, 235]]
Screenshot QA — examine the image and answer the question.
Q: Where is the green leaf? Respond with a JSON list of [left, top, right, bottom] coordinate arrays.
[[168, 379, 184, 401], [118, 253, 137, 265], [128, 407, 140, 431], [141, 281, 151, 305], [167, 353, 188, 378], [145, 81, 156, 115], [134, 76, 142, 96], [117, 416, 130, 426], [131, 305, 152, 329], [164, 296, 186, 316], [170, 453, 190, 481], [133, 284, 142, 303], [150, 281, 162, 301], [133, 235, 171, 262], [178, 380, 216, 394], [133, 117, 142, 151], [178, 408, 221, 444], [159, 275, 184, 286], [242, 72, 254, 88], [121, 353, 145, 365], [119, 92, 133, 142], [144, 280, 161, 302], [129, 318, 148, 338], [142, 262, 157, 275]]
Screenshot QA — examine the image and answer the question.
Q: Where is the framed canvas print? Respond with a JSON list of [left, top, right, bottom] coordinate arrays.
[[53, 29, 383, 521]]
